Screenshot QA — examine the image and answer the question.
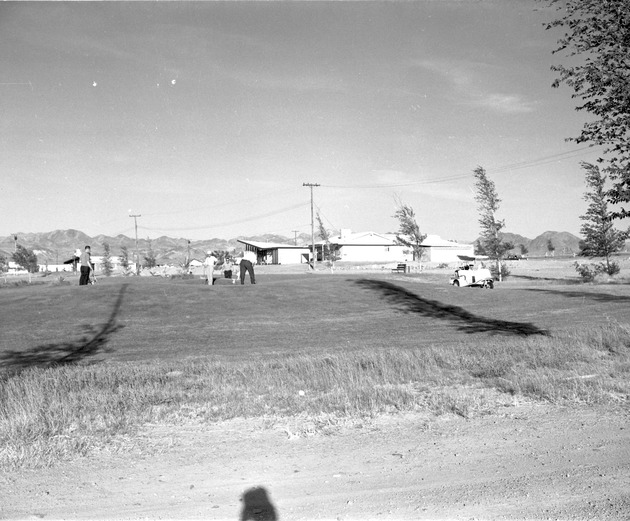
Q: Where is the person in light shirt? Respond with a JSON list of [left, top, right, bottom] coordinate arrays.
[[79, 245, 93, 286], [240, 250, 257, 285], [204, 251, 218, 285]]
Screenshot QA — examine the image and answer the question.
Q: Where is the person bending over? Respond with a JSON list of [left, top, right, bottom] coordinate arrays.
[[240, 250, 256, 285]]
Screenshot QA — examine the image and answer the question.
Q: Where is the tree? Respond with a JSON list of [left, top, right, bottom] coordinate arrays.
[[578, 162, 628, 274], [545, 0, 630, 219], [546, 238, 555, 257], [0, 254, 8, 273], [101, 242, 113, 277], [12, 244, 39, 273], [472, 166, 513, 281], [519, 243, 529, 257], [119, 246, 131, 275], [316, 212, 340, 270], [143, 238, 157, 269], [392, 195, 426, 262]]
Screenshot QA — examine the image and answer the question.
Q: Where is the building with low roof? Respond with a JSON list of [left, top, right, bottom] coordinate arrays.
[[321, 229, 408, 263], [237, 232, 474, 266], [237, 239, 310, 265], [420, 235, 474, 263]]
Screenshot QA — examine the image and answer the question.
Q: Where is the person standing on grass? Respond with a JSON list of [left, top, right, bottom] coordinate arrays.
[[204, 251, 218, 285], [79, 245, 92, 286], [240, 250, 256, 285]]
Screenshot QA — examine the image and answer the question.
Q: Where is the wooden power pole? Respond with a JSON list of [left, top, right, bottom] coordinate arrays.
[[302, 183, 320, 269]]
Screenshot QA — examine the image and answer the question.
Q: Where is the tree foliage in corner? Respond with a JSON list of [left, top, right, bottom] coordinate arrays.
[[546, 0, 630, 218], [393, 195, 426, 262], [579, 162, 628, 275], [472, 166, 513, 281], [12, 244, 39, 273]]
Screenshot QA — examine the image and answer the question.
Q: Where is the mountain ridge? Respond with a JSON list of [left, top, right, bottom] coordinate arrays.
[[0, 229, 591, 264], [0, 230, 312, 264]]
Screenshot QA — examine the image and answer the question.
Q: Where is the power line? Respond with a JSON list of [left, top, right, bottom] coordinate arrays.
[[137, 200, 310, 234], [320, 145, 597, 189], [314, 204, 338, 233], [141, 187, 300, 219]]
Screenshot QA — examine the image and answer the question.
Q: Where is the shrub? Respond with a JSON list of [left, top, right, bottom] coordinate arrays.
[[604, 260, 621, 276], [574, 261, 601, 282], [574, 260, 620, 281], [490, 263, 510, 280]]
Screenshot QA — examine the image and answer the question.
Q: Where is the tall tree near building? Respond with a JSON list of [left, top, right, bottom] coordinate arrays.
[[579, 162, 628, 275], [393, 195, 426, 262], [144, 238, 157, 269], [101, 242, 113, 277], [119, 246, 131, 275], [316, 212, 340, 269], [545, 0, 630, 218], [472, 166, 513, 281]]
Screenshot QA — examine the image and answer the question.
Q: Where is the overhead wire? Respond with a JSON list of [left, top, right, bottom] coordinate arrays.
[[137, 200, 310, 233], [314, 203, 338, 232], [320, 145, 598, 189], [140, 186, 301, 218]]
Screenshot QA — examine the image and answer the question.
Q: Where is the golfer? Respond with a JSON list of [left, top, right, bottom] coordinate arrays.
[[204, 251, 218, 285], [79, 245, 92, 286], [240, 250, 256, 285]]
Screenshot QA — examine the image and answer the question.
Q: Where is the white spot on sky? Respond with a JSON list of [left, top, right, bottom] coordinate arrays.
[[92, 82, 97, 87], [171, 79, 176, 85]]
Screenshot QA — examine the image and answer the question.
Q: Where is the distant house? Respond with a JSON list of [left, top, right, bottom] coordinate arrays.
[[237, 239, 310, 265], [420, 235, 474, 263], [321, 230, 409, 263]]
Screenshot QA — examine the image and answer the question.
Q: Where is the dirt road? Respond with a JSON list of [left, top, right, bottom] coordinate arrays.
[[2, 404, 629, 520]]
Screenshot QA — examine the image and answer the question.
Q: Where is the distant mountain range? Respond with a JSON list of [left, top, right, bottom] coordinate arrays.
[[500, 231, 584, 256], [0, 229, 312, 264], [0, 229, 594, 264]]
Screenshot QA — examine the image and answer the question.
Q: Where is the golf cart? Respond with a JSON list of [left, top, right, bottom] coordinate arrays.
[[450, 255, 494, 289]]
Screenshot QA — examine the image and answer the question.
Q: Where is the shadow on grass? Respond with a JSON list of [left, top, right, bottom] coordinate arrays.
[[522, 287, 630, 303], [510, 274, 581, 284], [355, 279, 547, 336], [0, 284, 127, 375]]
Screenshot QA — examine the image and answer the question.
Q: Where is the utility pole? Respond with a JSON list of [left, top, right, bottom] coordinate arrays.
[[302, 183, 320, 270], [129, 213, 141, 275], [292, 230, 299, 246]]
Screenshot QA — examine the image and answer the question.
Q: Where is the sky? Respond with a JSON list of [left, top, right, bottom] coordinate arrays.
[[0, 1, 611, 243]]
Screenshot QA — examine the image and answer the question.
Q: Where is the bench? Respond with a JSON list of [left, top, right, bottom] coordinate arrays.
[[391, 263, 407, 273]]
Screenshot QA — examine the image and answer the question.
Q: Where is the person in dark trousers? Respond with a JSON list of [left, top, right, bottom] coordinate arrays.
[[240, 250, 256, 285], [79, 245, 92, 286]]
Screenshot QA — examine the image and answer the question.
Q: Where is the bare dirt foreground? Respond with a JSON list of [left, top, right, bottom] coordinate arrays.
[[2, 403, 629, 521]]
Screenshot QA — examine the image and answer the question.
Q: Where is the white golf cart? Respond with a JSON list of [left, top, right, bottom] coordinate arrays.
[[450, 255, 494, 289]]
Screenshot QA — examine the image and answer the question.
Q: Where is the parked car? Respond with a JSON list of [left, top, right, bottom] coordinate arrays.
[[505, 254, 521, 260]]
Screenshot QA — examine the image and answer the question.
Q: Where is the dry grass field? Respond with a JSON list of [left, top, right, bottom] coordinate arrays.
[[1, 256, 629, 519]]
